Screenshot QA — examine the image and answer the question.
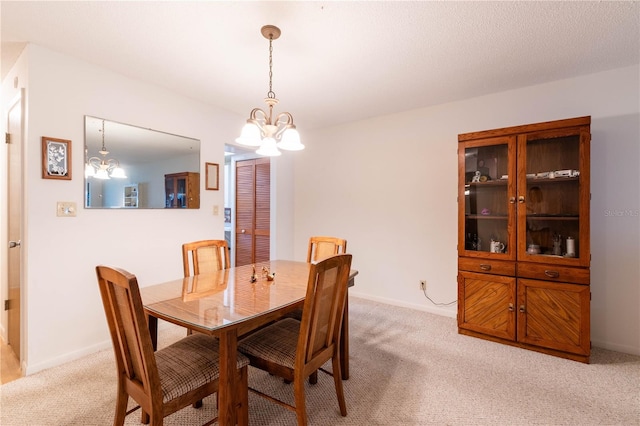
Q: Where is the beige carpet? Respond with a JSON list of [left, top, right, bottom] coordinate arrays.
[[1, 297, 639, 425]]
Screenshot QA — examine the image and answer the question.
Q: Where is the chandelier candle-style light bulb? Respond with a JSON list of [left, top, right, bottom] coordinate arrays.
[[235, 25, 304, 156]]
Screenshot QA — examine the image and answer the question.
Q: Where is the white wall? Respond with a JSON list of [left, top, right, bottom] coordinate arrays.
[[0, 44, 295, 374], [294, 65, 640, 355]]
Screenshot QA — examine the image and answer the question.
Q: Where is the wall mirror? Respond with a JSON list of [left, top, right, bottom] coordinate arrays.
[[84, 116, 200, 209]]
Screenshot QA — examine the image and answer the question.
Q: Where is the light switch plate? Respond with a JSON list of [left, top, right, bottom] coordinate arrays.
[[213, 205, 219, 215], [57, 201, 77, 217]]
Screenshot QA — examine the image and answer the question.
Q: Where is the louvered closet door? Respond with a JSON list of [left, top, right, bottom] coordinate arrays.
[[235, 158, 270, 266]]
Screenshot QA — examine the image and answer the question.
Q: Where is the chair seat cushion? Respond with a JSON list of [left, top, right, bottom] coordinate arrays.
[[156, 333, 249, 402], [238, 318, 301, 369]]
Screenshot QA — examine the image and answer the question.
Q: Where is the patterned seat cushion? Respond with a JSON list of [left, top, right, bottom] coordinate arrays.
[[156, 333, 249, 402], [238, 318, 301, 369]]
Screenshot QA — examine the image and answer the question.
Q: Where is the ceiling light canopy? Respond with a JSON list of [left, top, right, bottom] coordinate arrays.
[[235, 25, 304, 157], [85, 119, 127, 180]]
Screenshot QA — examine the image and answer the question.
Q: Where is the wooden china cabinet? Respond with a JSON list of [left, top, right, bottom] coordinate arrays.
[[457, 116, 591, 363], [165, 172, 200, 209]]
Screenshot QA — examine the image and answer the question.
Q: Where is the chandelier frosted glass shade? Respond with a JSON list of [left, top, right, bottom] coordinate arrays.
[[256, 137, 281, 157], [277, 128, 303, 151], [235, 123, 262, 147]]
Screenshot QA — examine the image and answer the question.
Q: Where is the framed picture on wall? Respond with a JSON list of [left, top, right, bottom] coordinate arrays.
[[205, 162, 219, 190], [42, 136, 72, 180]]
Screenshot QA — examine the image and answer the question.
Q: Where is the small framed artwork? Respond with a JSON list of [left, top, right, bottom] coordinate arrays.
[[42, 137, 72, 180], [205, 162, 219, 190]]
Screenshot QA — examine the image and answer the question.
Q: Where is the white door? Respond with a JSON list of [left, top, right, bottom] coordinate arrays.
[[6, 92, 23, 361]]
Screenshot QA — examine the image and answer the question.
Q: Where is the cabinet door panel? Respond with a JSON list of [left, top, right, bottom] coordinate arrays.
[[458, 136, 517, 260], [517, 279, 590, 356], [458, 271, 516, 340]]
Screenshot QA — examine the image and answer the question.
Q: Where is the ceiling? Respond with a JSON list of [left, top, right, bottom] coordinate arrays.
[[1, 1, 638, 131]]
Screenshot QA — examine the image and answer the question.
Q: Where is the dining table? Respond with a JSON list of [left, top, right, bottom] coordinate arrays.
[[140, 259, 358, 426]]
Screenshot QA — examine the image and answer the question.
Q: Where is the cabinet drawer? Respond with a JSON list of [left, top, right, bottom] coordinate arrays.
[[458, 257, 515, 276], [517, 263, 589, 285]]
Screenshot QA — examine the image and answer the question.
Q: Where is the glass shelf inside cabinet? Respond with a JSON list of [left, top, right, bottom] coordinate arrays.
[[525, 135, 581, 257], [464, 144, 509, 253]]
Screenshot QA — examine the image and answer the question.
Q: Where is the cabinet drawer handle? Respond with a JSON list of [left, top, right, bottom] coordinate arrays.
[[479, 264, 491, 271], [544, 270, 560, 278], [518, 196, 525, 203], [519, 305, 526, 313], [509, 197, 516, 204], [508, 303, 514, 312]]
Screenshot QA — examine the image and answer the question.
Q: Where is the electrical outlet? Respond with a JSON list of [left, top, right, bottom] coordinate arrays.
[[420, 280, 427, 291]]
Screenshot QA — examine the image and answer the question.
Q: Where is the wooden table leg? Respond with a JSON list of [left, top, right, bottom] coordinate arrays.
[[218, 329, 239, 426], [340, 294, 350, 380]]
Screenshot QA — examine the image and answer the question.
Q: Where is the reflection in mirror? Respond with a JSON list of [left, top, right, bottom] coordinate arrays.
[[84, 116, 200, 209]]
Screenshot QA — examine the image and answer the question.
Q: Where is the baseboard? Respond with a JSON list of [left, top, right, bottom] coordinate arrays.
[[23, 320, 187, 375], [24, 340, 112, 376], [591, 338, 640, 356], [349, 291, 457, 319]]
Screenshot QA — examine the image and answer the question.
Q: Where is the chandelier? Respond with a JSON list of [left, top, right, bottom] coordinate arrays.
[[85, 119, 127, 179], [235, 25, 304, 157]]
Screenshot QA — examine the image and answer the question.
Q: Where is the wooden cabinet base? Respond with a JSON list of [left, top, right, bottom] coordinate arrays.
[[458, 328, 590, 363]]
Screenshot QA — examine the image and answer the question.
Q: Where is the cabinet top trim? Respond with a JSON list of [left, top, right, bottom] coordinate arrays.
[[458, 116, 591, 142]]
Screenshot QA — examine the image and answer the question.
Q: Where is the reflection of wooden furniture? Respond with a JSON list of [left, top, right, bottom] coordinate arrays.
[[182, 239, 230, 335], [457, 116, 591, 363], [182, 240, 230, 276], [235, 158, 270, 265], [96, 265, 249, 425], [123, 184, 139, 208], [238, 255, 352, 425], [165, 172, 200, 209], [307, 236, 348, 262], [140, 260, 358, 426]]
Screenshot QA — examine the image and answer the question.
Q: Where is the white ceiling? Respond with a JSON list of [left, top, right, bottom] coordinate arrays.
[[1, 1, 639, 131]]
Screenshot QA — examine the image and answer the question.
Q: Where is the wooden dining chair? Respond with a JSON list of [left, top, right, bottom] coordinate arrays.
[[287, 236, 348, 325], [306, 236, 347, 263], [96, 265, 249, 426], [238, 254, 353, 426], [182, 239, 230, 277]]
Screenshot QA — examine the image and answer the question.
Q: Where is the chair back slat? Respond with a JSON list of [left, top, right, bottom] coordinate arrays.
[[307, 236, 347, 263]]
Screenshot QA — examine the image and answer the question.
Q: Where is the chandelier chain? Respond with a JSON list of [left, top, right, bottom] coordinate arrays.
[[267, 35, 275, 99]]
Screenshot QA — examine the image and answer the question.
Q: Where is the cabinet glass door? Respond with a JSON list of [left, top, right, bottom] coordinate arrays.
[[460, 136, 516, 257], [518, 127, 590, 265]]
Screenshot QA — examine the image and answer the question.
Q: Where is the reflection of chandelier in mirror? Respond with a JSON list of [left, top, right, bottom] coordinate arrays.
[[85, 119, 127, 179], [235, 25, 304, 157]]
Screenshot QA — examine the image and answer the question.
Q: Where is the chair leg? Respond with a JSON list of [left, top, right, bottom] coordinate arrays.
[[294, 374, 308, 426], [309, 370, 318, 385], [113, 385, 128, 426], [331, 355, 347, 416]]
